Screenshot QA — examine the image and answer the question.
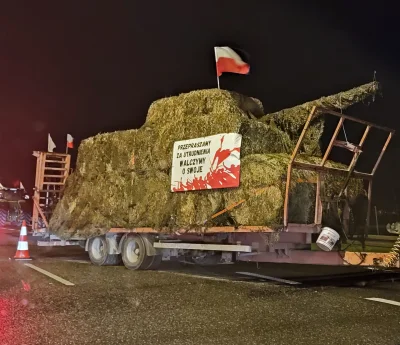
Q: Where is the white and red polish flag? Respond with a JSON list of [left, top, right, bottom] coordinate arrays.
[[67, 134, 74, 149], [214, 47, 250, 77]]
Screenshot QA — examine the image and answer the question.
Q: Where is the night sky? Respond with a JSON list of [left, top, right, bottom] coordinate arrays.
[[1, 1, 399, 210]]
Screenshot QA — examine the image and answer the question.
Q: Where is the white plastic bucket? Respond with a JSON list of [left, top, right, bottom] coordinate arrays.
[[316, 227, 340, 251]]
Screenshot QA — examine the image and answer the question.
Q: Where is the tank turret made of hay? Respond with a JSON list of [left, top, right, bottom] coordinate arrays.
[[50, 84, 376, 239]]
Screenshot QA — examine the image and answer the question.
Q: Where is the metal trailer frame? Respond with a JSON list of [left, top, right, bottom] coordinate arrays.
[[35, 107, 399, 269]]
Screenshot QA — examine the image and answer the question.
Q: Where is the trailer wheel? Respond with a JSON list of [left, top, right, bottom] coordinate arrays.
[[121, 234, 155, 270], [143, 254, 162, 270], [88, 236, 121, 266]]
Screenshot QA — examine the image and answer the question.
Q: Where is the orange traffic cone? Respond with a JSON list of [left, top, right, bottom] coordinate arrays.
[[14, 220, 32, 260]]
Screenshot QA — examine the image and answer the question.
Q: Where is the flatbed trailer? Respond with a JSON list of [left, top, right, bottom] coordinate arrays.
[[32, 107, 400, 269]]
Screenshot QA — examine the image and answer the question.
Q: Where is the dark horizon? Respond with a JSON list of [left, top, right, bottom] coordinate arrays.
[[1, 1, 399, 210]]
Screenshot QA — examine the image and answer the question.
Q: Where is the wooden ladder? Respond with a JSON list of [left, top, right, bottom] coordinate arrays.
[[32, 151, 71, 231]]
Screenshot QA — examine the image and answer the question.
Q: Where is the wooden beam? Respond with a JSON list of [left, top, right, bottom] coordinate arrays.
[[284, 107, 317, 228], [33, 198, 49, 228], [292, 161, 372, 180], [43, 152, 72, 158], [109, 228, 159, 233], [108, 224, 322, 234], [367, 180, 373, 231], [314, 174, 322, 225], [38, 189, 63, 193], [372, 131, 393, 175], [290, 106, 317, 163], [338, 125, 371, 197], [317, 108, 395, 133], [348, 125, 371, 170], [45, 159, 67, 163], [44, 167, 68, 171], [321, 117, 344, 166], [333, 140, 362, 153]]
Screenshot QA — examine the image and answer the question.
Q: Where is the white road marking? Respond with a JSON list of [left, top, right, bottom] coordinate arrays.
[[159, 271, 234, 283], [47, 258, 90, 264], [236, 271, 301, 285], [33, 257, 90, 264], [365, 298, 400, 307], [24, 263, 75, 286], [158, 271, 269, 286], [61, 259, 90, 264]]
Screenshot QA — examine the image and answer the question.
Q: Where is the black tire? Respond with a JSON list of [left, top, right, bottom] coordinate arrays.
[[104, 253, 122, 266], [88, 236, 121, 266], [121, 234, 154, 270], [143, 254, 163, 270]]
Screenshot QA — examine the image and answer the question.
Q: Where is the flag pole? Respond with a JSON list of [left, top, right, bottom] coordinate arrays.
[[66, 134, 73, 154], [214, 47, 220, 89]]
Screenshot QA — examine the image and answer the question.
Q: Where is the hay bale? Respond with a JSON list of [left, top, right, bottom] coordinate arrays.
[[137, 89, 296, 171], [171, 191, 224, 229], [223, 154, 312, 227], [77, 130, 137, 177], [137, 116, 296, 172], [258, 81, 380, 154], [140, 89, 247, 171], [239, 119, 293, 156], [50, 151, 363, 238], [223, 154, 363, 227], [145, 89, 263, 124], [134, 112, 242, 172], [127, 171, 173, 228], [76, 85, 380, 176], [49, 87, 369, 238], [49, 173, 125, 238], [50, 170, 173, 238]]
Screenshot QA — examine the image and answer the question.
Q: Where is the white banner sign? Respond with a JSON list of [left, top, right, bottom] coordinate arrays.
[[171, 133, 242, 192]]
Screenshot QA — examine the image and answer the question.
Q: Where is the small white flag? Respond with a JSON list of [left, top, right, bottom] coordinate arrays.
[[67, 134, 74, 149], [20, 182, 25, 190], [48, 134, 56, 152]]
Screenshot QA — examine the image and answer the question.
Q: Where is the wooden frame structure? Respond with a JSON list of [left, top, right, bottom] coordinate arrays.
[[32, 151, 71, 231], [283, 106, 395, 231]]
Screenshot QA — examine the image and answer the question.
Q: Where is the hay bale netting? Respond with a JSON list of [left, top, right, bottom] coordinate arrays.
[[223, 153, 364, 227]]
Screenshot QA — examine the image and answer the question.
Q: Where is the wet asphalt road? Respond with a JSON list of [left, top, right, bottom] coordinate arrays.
[[0, 228, 400, 345]]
